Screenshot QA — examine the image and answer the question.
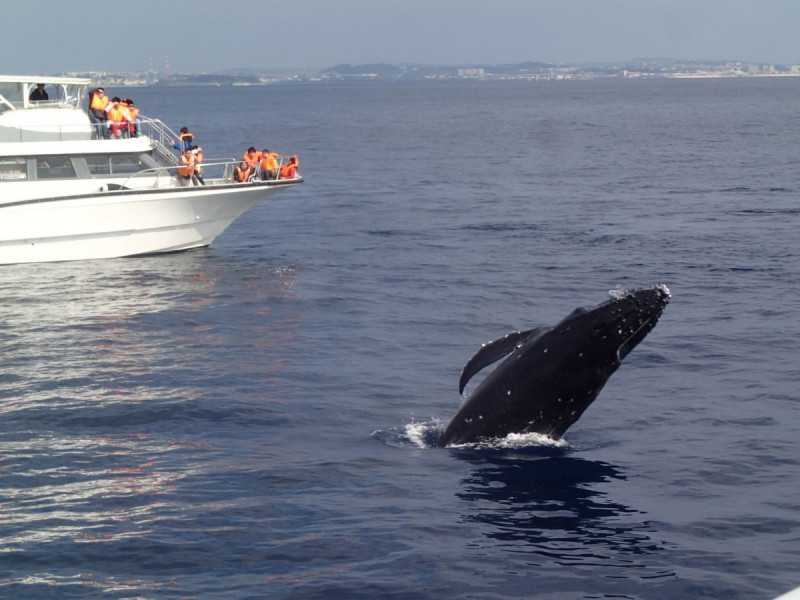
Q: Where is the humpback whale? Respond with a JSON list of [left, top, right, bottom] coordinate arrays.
[[437, 285, 670, 447]]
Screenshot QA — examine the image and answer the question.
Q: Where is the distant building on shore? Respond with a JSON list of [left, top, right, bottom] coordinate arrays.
[[457, 68, 485, 79], [60, 60, 800, 87]]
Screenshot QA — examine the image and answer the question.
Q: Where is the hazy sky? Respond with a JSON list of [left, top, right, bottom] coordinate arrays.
[[3, 0, 799, 74]]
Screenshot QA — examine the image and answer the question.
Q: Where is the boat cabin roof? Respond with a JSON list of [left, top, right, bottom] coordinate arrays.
[[0, 137, 154, 157], [0, 75, 91, 112]]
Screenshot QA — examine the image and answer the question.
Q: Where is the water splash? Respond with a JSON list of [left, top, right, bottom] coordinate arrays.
[[373, 420, 569, 450]]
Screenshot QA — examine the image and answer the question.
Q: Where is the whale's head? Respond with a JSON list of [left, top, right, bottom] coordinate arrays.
[[509, 284, 671, 437], [566, 284, 671, 366]]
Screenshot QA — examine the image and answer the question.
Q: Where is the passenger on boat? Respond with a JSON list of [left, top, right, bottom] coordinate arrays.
[[259, 149, 280, 180], [234, 161, 254, 182], [243, 147, 263, 173], [279, 155, 299, 179], [178, 147, 202, 186], [106, 97, 132, 138], [88, 87, 110, 139], [190, 146, 205, 186], [123, 99, 140, 137], [171, 127, 195, 152], [29, 84, 49, 102]]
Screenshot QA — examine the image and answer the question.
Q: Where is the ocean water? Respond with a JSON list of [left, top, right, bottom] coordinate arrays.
[[2, 77, 800, 599]]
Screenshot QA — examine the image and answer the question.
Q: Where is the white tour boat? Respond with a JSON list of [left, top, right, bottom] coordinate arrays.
[[0, 75, 303, 265]]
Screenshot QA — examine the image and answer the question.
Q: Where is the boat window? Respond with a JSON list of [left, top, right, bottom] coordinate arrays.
[[0, 83, 20, 112], [111, 154, 158, 175], [36, 156, 77, 179], [138, 152, 161, 169], [81, 153, 160, 177], [85, 155, 111, 175], [110, 153, 149, 174], [0, 157, 27, 180]]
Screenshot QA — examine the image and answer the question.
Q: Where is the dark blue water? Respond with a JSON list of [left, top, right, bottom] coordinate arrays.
[[2, 78, 800, 599]]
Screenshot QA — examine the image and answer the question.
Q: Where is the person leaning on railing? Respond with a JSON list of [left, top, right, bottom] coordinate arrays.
[[177, 146, 205, 186], [279, 155, 299, 179]]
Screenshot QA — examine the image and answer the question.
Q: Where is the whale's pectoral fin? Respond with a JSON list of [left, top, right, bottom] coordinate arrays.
[[458, 328, 546, 394]]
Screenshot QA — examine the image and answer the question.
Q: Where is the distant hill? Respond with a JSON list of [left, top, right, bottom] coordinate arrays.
[[79, 57, 800, 88]]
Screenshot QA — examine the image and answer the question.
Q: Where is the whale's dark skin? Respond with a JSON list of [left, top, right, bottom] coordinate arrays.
[[437, 285, 670, 447]]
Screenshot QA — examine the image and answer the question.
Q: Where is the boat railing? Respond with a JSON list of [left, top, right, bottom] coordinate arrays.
[[220, 159, 240, 181], [134, 118, 183, 165], [116, 156, 301, 190], [118, 159, 232, 189]]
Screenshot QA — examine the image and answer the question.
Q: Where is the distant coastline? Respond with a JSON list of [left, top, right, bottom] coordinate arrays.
[[60, 59, 800, 87]]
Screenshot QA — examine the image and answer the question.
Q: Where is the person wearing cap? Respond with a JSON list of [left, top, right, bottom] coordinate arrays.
[[171, 127, 196, 152], [88, 87, 109, 139]]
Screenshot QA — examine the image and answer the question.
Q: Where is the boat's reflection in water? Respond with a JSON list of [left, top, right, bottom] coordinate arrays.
[[2, 249, 302, 406], [0, 250, 304, 595]]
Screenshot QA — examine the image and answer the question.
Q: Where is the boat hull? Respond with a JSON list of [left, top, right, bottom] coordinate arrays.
[[0, 180, 300, 264]]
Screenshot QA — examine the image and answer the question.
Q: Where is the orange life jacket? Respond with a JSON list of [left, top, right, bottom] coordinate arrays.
[[178, 153, 196, 177], [90, 93, 108, 111], [234, 164, 252, 182], [107, 103, 129, 123], [125, 106, 140, 134], [192, 149, 203, 173], [243, 150, 263, 168], [279, 156, 298, 179], [260, 152, 279, 172]]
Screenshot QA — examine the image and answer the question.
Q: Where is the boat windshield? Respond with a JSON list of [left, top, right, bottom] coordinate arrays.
[[0, 78, 88, 113]]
